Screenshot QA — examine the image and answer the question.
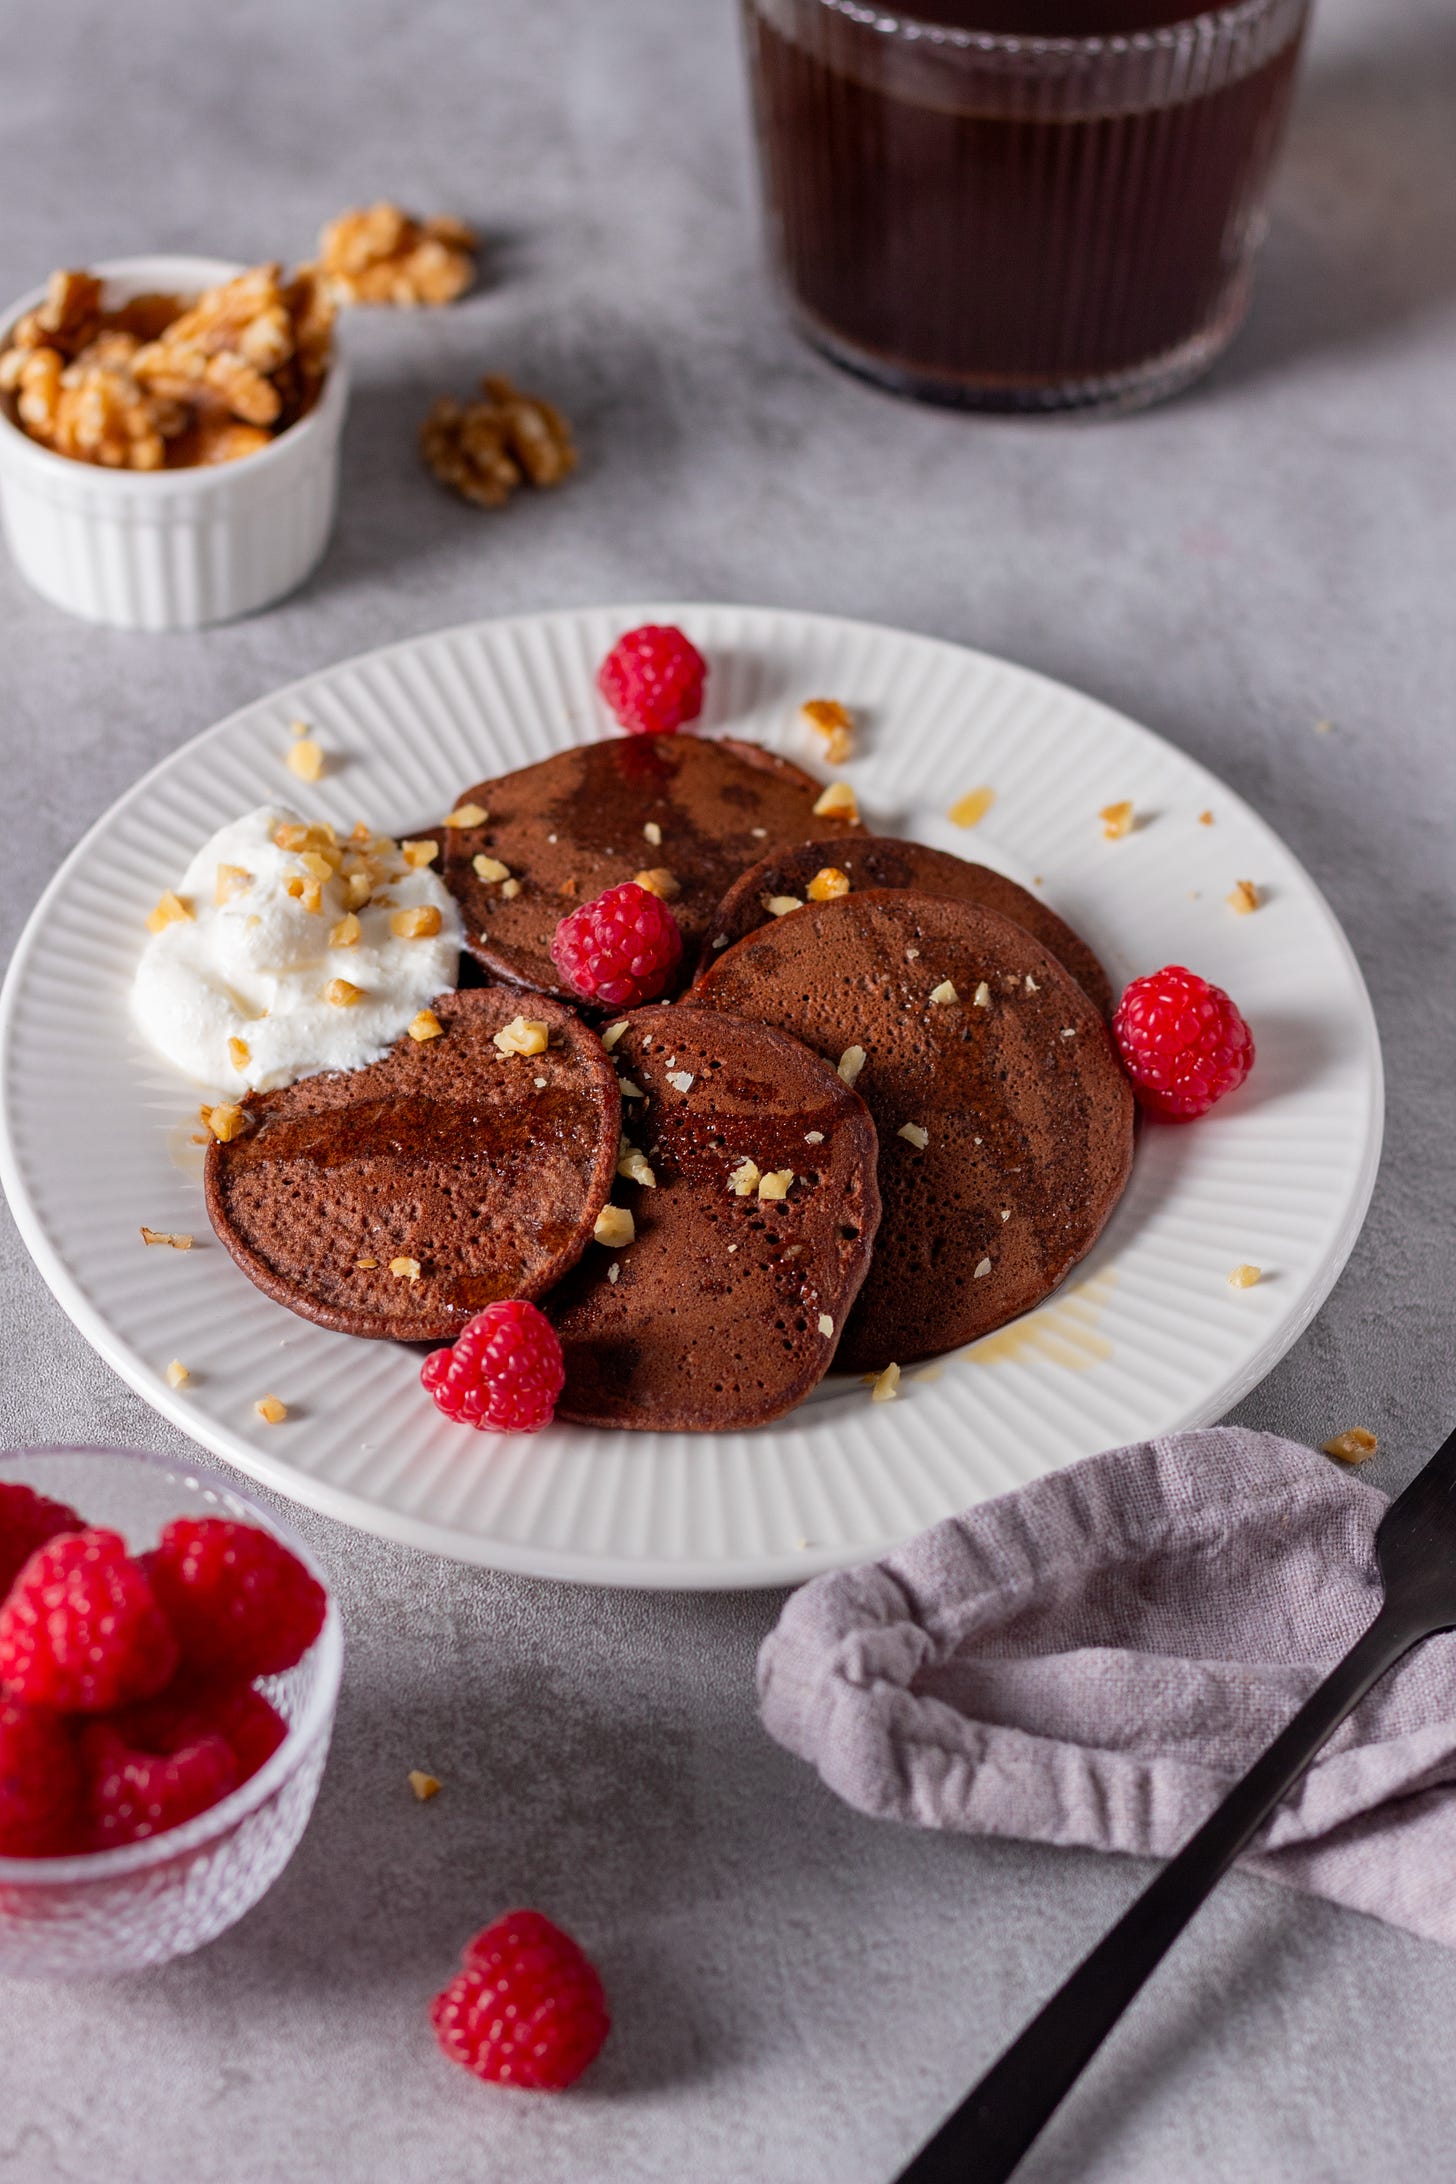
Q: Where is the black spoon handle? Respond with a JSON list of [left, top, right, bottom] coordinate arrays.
[[896, 1604, 1420, 2184]]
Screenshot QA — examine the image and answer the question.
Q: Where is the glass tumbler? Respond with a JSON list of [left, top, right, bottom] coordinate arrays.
[[743, 0, 1312, 413]]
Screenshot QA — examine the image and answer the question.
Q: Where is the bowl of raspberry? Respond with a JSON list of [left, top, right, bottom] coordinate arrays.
[[0, 1444, 342, 1976]]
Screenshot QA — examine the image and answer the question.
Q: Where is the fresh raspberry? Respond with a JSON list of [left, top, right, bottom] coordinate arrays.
[[431, 1909, 611, 2090], [80, 1719, 237, 1850], [422, 1301, 565, 1433], [116, 1676, 287, 1787], [0, 1530, 177, 1713], [145, 1519, 327, 1681], [0, 1697, 83, 1857], [1113, 964, 1255, 1121], [0, 1482, 84, 1601], [597, 624, 706, 736], [550, 881, 683, 1007]]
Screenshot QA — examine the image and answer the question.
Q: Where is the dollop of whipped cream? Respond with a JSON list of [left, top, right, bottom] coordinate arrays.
[[132, 805, 461, 1092]]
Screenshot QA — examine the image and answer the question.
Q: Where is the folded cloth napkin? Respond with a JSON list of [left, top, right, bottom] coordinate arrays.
[[759, 1427, 1456, 1947]]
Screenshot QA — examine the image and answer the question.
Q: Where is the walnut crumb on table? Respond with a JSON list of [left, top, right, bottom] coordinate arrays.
[[1228, 1264, 1263, 1288], [948, 786, 995, 829], [1324, 1428, 1378, 1464], [801, 699, 855, 765], [408, 1770, 443, 1802], [1100, 800, 1135, 840]]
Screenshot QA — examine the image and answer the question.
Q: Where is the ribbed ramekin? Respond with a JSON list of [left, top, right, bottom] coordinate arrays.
[[0, 256, 349, 630]]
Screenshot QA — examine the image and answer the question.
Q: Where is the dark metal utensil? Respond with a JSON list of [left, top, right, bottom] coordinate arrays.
[[894, 1422, 1456, 2184]]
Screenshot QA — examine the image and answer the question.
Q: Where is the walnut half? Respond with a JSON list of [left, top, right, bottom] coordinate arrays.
[[421, 375, 577, 510]]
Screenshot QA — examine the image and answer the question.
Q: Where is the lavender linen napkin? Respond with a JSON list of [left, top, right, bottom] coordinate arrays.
[[759, 1427, 1456, 1947]]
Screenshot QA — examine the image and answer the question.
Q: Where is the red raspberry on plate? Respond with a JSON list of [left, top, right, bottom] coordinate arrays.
[[116, 1676, 287, 1787], [422, 1300, 565, 1433], [1113, 964, 1255, 1121], [0, 1697, 83, 1857], [0, 1529, 177, 1714], [0, 1481, 84, 1601], [550, 880, 683, 1007], [145, 1519, 327, 1681], [597, 623, 706, 736], [431, 1909, 611, 2090], [80, 1719, 238, 1851]]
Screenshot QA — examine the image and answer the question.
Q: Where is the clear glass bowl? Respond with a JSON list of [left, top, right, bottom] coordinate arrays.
[[0, 1445, 342, 1977]]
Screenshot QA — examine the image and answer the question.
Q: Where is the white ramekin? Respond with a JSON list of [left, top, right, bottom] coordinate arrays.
[[0, 256, 349, 631]]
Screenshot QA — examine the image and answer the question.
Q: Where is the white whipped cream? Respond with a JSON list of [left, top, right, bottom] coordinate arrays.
[[132, 805, 461, 1092]]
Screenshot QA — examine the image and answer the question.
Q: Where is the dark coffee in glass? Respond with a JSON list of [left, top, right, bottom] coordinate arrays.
[[744, 0, 1311, 412]]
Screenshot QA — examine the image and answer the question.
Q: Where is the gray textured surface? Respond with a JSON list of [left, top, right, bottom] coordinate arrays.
[[0, 0, 1453, 2176]]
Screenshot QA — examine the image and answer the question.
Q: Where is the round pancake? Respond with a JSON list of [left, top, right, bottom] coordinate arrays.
[[205, 987, 619, 1342], [700, 835, 1113, 1016], [551, 1005, 881, 1432], [437, 735, 861, 1001], [693, 890, 1134, 1373]]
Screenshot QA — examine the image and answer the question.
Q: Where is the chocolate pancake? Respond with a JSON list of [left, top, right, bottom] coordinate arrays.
[[694, 891, 1134, 1373], [437, 735, 860, 1001], [205, 987, 619, 1342], [700, 836, 1113, 1016], [551, 1006, 881, 1432]]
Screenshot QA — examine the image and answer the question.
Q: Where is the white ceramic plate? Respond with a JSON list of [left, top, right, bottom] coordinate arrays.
[[0, 605, 1382, 1589]]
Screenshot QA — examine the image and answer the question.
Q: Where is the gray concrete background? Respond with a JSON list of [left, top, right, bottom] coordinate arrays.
[[1, 0, 1454, 2176]]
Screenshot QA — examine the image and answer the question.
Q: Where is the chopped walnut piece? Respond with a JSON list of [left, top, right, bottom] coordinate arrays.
[[227, 1036, 251, 1072], [1227, 1264, 1262, 1289], [929, 981, 959, 1005], [215, 864, 252, 905], [146, 891, 193, 934], [203, 1102, 248, 1142], [493, 1016, 550, 1058], [817, 1314, 835, 1337], [421, 375, 577, 509], [344, 871, 373, 911], [500, 877, 522, 899], [838, 1045, 866, 1086], [390, 1256, 421, 1283], [1100, 800, 1135, 840], [812, 781, 859, 822], [633, 867, 680, 900], [408, 1770, 443, 1802], [807, 866, 850, 902], [166, 1359, 190, 1389], [1323, 1428, 1378, 1465], [254, 1394, 288, 1424], [643, 821, 663, 847], [870, 1363, 900, 1404], [1228, 879, 1260, 916], [472, 854, 510, 883], [356, 1256, 379, 1268], [316, 203, 477, 307], [729, 1158, 761, 1197], [1198, 809, 1215, 826], [758, 1169, 794, 1201], [801, 698, 855, 765], [617, 1140, 657, 1189], [764, 895, 802, 918], [898, 1123, 929, 1149], [594, 1204, 635, 1249], [287, 737, 325, 784], [323, 978, 363, 1007], [330, 912, 361, 948], [801, 698, 854, 757], [446, 802, 489, 830], [140, 1226, 193, 1249], [973, 982, 992, 1009], [948, 786, 995, 829], [391, 905, 443, 940], [804, 1131, 824, 1145], [401, 838, 440, 869], [409, 1009, 445, 1043]]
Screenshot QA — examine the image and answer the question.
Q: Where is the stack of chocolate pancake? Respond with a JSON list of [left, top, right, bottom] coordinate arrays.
[[206, 731, 1133, 1429]]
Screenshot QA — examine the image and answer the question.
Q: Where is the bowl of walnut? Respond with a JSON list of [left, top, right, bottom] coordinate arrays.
[[0, 256, 348, 630]]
